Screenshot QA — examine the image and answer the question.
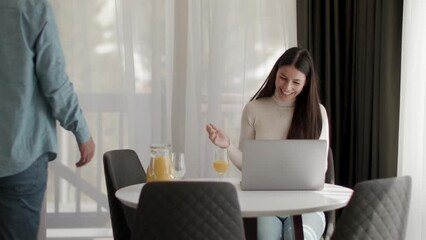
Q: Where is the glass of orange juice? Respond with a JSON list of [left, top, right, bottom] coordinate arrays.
[[213, 148, 229, 179]]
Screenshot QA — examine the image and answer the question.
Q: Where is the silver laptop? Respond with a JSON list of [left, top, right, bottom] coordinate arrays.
[[241, 139, 327, 190]]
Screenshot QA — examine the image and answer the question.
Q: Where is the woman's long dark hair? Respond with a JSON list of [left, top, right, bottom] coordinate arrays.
[[250, 47, 322, 139]]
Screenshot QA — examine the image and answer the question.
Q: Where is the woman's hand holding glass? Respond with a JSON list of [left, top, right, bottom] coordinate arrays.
[[206, 123, 230, 178]]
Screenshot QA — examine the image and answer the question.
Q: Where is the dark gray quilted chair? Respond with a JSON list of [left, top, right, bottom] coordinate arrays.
[[323, 148, 336, 240], [131, 181, 246, 240], [103, 149, 147, 240], [331, 176, 412, 240]]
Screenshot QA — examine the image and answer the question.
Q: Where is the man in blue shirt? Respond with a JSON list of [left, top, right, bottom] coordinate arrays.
[[0, 0, 95, 238]]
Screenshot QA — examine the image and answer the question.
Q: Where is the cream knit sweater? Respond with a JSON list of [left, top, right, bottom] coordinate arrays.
[[227, 93, 329, 171]]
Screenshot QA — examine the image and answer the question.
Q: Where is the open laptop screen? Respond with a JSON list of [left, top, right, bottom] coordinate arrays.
[[241, 139, 327, 191]]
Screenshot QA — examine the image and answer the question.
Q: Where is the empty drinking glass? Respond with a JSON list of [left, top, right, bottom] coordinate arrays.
[[171, 153, 186, 180]]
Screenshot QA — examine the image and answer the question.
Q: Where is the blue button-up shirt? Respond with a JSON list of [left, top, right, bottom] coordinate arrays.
[[0, 0, 91, 177]]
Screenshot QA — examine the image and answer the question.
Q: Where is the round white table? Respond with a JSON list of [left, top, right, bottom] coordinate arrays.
[[115, 179, 352, 216], [115, 178, 353, 240]]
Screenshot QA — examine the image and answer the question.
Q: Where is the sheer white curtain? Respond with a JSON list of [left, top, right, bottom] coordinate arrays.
[[112, 0, 297, 177], [398, 0, 426, 239], [45, 0, 297, 238]]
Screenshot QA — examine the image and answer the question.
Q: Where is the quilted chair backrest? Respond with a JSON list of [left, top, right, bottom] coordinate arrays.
[[103, 149, 147, 240], [131, 181, 246, 240], [323, 148, 336, 240], [331, 176, 412, 240], [325, 148, 335, 185]]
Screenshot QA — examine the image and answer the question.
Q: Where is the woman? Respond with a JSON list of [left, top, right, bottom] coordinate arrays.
[[206, 47, 329, 240]]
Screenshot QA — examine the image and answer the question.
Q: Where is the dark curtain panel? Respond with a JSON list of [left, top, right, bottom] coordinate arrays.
[[297, 0, 403, 187]]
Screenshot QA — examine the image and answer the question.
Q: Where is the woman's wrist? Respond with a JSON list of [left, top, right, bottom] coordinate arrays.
[[221, 138, 231, 149]]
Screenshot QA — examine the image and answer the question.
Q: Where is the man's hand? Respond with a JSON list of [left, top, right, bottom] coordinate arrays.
[[76, 137, 95, 167]]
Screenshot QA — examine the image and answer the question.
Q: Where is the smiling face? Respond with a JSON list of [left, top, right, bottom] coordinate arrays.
[[274, 65, 307, 102]]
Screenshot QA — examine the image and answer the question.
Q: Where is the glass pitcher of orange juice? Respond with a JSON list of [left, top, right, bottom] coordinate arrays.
[[146, 144, 173, 182]]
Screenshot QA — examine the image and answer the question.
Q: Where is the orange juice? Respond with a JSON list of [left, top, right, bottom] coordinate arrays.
[[213, 160, 229, 174], [147, 156, 172, 182]]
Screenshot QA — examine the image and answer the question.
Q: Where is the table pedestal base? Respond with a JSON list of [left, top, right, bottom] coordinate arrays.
[[243, 218, 257, 240], [243, 216, 304, 240], [292, 215, 304, 240]]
